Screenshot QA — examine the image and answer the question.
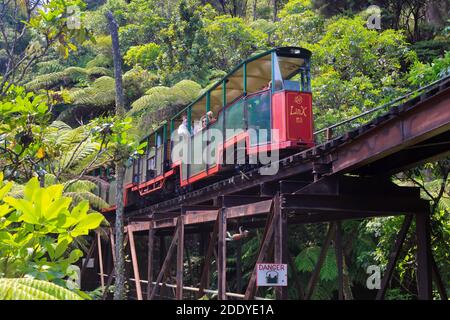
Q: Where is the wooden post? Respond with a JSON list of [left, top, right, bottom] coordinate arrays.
[[150, 225, 179, 300], [128, 226, 143, 300], [102, 232, 129, 300], [376, 215, 412, 300], [288, 252, 305, 300], [244, 205, 276, 299], [325, 127, 333, 141], [176, 216, 185, 300], [431, 255, 448, 300], [416, 212, 432, 300], [306, 223, 335, 299], [97, 231, 105, 290], [217, 208, 227, 300], [274, 194, 288, 299], [197, 214, 220, 298], [147, 227, 154, 300]]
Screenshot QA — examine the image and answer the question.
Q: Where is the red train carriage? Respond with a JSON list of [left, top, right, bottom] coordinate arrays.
[[98, 47, 314, 212]]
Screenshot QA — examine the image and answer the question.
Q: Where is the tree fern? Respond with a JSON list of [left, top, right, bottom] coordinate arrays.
[[35, 60, 65, 75], [86, 54, 112, 68], [0, 278, 83, 300], [86, 67, 112, 79], [25, 71, 68, 91], [64, 191, 110, 210]]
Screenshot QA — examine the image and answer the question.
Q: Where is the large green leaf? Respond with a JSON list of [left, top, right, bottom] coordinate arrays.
[[71, 213, 104, 237], [0, 278, 83, 300]]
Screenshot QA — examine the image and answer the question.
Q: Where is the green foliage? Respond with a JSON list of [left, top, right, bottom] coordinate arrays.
[[124, 43, 161, 69], [295, 245, 337, 281], [408, 51, 450, 87], [27, 0, 92, 59], [68, 76, 116, 107], [0, 174, 103, 286], [25, 65, 112, 91], [275, 7, 324, 46], [0, 278, 83, 300], [306, 15, 417, 129], [90, 117, 147, 165], [35, 60, 65, 75], [0, 84, 50, 182], [156, 0, 213, 85], [85, 54, 113, 68], [123, 66, 159, 102], [203, 15, 268, 70], [129, 79, 201, 134]]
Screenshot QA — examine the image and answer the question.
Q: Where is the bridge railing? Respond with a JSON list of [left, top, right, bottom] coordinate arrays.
[[313, 75, 450, 143]]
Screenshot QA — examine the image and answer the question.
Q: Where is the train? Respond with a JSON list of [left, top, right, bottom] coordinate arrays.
[[91, 47, 315, 212]]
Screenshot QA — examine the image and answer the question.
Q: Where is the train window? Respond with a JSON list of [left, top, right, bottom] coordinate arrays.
[[209, 83, 223, 124], [225, 67, 244, 104], [246, 55, 272, 94], [132, 157, 141, 183], [272, 53, 284, 92], [191, 95, 207, 135], [275, 52, 311, 92]]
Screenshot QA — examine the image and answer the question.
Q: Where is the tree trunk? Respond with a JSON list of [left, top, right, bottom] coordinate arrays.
[[253, 0, 257, 20], [273, 0, 277, 22], [105, 10, 127, 300]]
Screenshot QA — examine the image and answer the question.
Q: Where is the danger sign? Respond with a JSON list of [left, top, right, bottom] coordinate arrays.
[[256, 263, 287, 286]]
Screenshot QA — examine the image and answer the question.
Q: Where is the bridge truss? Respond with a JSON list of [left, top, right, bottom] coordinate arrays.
[[82, 76, 450, 300]]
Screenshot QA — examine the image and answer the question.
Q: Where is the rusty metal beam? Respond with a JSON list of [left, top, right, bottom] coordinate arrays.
[[127, 221, 152, 232], [330, 86, 450, 174], [281, 194, 429, 215], [222, 195, 271, 207], [416, 212, 433, 300], [244, 200, 275, 299]]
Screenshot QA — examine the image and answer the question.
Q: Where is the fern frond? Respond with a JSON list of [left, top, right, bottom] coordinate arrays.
[[0, 278, 83, 300], [65, 191, 110, 210], [63, 179, 97, 193], [59, 141, 100, 170]]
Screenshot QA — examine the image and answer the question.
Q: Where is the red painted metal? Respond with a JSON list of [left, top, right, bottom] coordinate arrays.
[[272, 91, 314, 147]]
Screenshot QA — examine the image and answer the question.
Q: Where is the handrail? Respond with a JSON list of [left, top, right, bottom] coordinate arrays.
[[313, 75, 450, 137]]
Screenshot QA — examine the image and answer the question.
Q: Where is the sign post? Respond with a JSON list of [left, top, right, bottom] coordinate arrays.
[[256, 263, 288, 287]]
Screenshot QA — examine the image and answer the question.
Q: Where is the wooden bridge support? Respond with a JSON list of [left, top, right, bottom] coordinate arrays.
[[93, 175, 442, 301]]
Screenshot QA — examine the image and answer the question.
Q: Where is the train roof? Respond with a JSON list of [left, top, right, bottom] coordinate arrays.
[[140, 46, 312, 142]]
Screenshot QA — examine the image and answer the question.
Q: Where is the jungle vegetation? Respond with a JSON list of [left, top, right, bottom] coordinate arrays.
[[0, 0, 449, 300]]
